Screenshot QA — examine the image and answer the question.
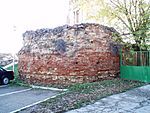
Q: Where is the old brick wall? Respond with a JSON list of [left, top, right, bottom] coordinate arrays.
[[18, 23, 119, 85]]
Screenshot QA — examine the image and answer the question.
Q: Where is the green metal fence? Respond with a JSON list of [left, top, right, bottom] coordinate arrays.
[[120, 50, 150, 82]]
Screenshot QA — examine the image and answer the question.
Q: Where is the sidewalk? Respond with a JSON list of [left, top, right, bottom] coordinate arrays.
[[66, 85, 150, 113]]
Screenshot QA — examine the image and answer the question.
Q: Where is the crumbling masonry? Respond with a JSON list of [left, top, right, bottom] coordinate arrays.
[[18, 23, 119, 85]]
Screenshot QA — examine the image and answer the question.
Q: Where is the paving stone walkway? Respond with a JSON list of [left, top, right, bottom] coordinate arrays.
[[66, 85, 150, 113]]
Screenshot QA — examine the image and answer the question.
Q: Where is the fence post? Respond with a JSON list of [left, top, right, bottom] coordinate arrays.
[[120, 48, 122, 66]]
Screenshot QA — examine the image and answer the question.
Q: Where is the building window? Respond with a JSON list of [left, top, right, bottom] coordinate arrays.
[[76, 10, 79, 23], [73, 10, 80, 24]]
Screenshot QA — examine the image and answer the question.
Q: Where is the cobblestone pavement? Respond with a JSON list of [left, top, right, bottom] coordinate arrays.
[[66, 85, 150, 113]]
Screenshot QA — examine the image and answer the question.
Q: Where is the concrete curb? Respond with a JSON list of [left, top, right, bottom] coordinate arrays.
[[31, 85, 68, 92]]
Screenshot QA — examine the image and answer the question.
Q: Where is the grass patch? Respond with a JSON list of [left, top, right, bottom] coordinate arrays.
[[20, 78, 147, 113], [6, 64, 30, 87], [7, 64, 19, 80]]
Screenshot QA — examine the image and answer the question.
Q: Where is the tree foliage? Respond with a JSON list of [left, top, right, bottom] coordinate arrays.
[[109, 0, 150, 50], [77, 0, 150, 50]]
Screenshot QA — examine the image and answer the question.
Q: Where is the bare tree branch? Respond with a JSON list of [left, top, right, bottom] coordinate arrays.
[[134, 0, 138, 30], [121, 33, 132, 36], [116, 15, 132, 31], [110, 0, 121, 9]]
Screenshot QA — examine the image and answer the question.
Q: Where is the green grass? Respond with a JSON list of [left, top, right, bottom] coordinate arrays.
[[7, 64, 19, 79], [68, 78, 145, 94], [22, 78, 147, 113], [6, 64, 29, 87]]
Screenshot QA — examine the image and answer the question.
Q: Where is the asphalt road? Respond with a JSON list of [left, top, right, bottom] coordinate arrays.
[[0, 85, 59, 113]]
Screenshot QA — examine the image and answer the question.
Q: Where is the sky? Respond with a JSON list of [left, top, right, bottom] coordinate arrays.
[[0, 0, 69, 53]]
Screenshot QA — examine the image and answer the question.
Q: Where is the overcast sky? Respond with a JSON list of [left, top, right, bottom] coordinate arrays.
[[0, 0, 68, 53]]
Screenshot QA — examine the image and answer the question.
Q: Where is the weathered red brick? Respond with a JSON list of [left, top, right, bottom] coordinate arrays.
[[18, 23, 119, 85]]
